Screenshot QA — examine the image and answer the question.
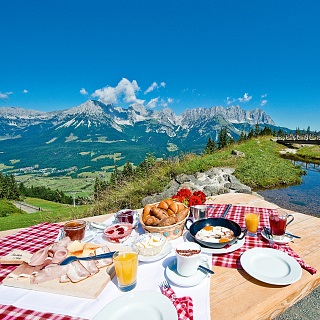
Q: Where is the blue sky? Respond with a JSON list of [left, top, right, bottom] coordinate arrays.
[[1, 0, 319, 131]]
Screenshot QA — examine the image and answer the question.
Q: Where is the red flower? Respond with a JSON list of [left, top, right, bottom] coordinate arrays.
[[193, 191, 206, 203], [171, 188, 207, 207], [188, 195, 203, 206], [176, 188, 192, 199]]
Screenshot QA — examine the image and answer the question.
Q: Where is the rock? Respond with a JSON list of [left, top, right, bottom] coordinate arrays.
[[141, 167, 252, 205], [231, 150, 245, 158]]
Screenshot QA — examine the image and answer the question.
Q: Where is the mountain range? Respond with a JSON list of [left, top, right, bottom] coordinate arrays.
[[0, 100, 279, 175]]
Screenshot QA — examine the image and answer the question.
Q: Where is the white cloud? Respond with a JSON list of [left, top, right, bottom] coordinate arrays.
[[0, 91, 13, 100], [80, 88, 88, 95], [260, 99, 268, 107], [261, 93, 267, 98], [23, 89, 28, 94], [226, 96, 236, 105], [146, 97, 159, 108], [238, 93, 252, 102], [92, 78, 144, 106], [159, 97, 174, 107], [144, 81, 166, 94]]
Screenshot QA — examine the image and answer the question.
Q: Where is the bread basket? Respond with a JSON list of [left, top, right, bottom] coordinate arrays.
[[139, 201, 190, 240]]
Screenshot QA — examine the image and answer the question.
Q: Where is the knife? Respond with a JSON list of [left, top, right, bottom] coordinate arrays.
[[60, 251, 116, 265]]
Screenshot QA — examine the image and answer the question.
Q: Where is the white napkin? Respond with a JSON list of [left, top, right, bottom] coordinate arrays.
[[0, 220, 211, 320]]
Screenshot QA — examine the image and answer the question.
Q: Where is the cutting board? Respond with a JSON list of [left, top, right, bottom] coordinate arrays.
[[3, 265, 115, 299]]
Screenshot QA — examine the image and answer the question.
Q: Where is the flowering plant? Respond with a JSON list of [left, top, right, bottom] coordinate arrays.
[[172, 188, 206, 207]]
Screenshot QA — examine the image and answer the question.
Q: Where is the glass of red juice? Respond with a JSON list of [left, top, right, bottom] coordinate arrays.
[[269, 210, 294, 239], [116, 209, 134, 224]]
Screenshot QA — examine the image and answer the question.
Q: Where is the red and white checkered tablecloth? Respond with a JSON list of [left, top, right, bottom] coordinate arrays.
[[207, 204, 280, 269], [0, 222, 87, 320]]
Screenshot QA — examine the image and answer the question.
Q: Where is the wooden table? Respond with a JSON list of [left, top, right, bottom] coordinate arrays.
[[1, 193, 319, 320]]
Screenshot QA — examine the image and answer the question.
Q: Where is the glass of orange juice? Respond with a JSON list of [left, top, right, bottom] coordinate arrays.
[[113, 249, 138, 292], [245, 212, 260, 236]]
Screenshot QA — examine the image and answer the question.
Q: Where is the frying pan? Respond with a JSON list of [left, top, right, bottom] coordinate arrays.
[[185, 204, 247, 249]]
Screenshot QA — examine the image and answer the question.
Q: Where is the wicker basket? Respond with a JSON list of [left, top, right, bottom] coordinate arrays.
[[139, 208, 189, 240]]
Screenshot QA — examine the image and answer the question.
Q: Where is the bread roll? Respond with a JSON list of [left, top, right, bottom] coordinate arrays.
[[176, 207, 190, 222], [142, 204, 153, 223], [145, 216, 160, 226], [166, 209, 176, 217], [150, 207, 168, 220], [168, 202, 179, 214], [158, 216, 177, 227], [158, 200, 169, 210], [177, 203, 186, 213]]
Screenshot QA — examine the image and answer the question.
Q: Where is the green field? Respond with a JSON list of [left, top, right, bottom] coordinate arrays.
[[15, 174, 99, 198], [0, 198, 90, 231]]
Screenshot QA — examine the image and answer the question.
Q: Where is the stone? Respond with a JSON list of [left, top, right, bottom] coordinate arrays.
[[141, 167, 252, 204], [231, 150, 245, 157]]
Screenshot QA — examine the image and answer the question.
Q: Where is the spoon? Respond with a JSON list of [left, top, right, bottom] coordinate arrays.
[[60, 251, 117, 265], [198, 265, 215, 275]]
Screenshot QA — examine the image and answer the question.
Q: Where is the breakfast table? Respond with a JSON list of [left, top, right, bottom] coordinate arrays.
[[0, 193, 319, 320]]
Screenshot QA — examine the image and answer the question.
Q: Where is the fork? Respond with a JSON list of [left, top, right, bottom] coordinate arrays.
[[159, 280, 171, 290]]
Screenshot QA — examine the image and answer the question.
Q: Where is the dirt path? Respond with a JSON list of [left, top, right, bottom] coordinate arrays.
[[13, 201, 41, 214]]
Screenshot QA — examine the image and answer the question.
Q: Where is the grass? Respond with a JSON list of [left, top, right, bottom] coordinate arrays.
[[0, 197, 89, 231], [2, 136, 315, 231], [296, 145, 320, 160], [88, 136, 306, 215]]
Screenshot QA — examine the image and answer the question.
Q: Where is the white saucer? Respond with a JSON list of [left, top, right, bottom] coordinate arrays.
[[261, 229, 293, 245], [139, 241, 172, 263], [184, 231, 245, 254], [165, 258, 210, 287]]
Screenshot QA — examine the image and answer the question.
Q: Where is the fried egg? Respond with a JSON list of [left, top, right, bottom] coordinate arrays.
[[195, 226, 234, 243]]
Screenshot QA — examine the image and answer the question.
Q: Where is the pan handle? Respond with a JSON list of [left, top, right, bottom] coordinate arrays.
[[237, 228, 247, 240], [185, 218, 193, 231], [221, 204, 232, 218]]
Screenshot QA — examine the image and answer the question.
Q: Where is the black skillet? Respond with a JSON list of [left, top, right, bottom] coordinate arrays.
[[186, 204, 247, 249]]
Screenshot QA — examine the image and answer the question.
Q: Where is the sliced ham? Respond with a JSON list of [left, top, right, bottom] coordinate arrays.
[[79, 260, 99, 275], [95, 246, 112, 268], [30, 265, 69, 284], [59, 274, 71, 283], [67, 261, 91, 283], [51, 248, 68, 264], [29, 247, 49, 266]]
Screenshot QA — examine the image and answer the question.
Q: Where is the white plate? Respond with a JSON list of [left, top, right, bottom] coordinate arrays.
[[240, 247, 302, 285], [184, 231, 245, 254], [165, 258, 210, 287], [261, 229, 294, 244], [139, 241, 172, 262], [93, 291, 177, 320]]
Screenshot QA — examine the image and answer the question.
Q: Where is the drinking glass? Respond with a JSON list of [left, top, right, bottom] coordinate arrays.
[[113, 249, 138, 292], [269, 209, 294, 239], [245, 212, 260, 236], [190, 205, 208, 221]]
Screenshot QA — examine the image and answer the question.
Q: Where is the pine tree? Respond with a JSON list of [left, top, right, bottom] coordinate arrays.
[[218, 126, 229, 149], [254, 123, 260, 137], [239, 131, 247, 142], [205, 137, 217, 154], [122, 161, 134, 179]]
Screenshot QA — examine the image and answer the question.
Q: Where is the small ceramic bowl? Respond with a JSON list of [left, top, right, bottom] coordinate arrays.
[[134, 233, 166, 256], [103, 223, 133, 243]]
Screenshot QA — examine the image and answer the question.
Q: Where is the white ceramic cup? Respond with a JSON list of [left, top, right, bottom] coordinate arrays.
[[175, 242, 208, 277]]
